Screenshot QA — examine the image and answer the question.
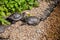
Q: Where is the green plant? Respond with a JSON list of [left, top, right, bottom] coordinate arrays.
[[0, 0, 39, 25]]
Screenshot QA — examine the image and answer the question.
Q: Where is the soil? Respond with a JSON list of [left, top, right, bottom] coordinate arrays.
[[0, 1, 60, 40]]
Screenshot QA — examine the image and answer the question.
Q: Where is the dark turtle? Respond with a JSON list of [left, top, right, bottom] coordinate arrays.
[[8, 12, 25, 21], [23, 16, 40, 26], [6, 12, 25, 24]]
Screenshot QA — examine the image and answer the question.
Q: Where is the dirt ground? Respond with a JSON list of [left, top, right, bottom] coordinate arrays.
[[0, 1, 60, 40]]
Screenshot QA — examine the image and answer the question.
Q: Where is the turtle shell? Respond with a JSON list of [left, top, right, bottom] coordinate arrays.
[[25, 16, 40, 25]]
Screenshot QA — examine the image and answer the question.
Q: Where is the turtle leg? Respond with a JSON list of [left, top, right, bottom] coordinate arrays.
[[20, 23, 26, 26]]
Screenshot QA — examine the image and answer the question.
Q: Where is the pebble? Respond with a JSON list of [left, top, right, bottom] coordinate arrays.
[[0, 26, 6, 33]]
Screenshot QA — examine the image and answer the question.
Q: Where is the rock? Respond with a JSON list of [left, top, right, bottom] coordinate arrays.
[[39, 0, 60, 21], [0, 26, 6, 33]]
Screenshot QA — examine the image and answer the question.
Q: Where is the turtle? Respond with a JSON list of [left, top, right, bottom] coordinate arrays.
[[6, 12, 25, 24], [22, 16, 40, 26]]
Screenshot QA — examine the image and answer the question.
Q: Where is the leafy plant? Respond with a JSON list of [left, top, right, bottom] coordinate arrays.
[[0, 0, 39, 25]]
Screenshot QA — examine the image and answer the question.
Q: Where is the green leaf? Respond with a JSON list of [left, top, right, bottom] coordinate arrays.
[[20, 0, 25, 3], [0, 12, 6, 17], [33, 1, 39, 7], [28, 6, 33, 10]]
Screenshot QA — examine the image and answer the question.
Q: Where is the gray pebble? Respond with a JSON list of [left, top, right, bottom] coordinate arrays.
[[0, 26, 6, 33]]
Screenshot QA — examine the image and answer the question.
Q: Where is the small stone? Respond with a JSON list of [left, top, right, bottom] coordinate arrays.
[[0, 26, 6, 33]]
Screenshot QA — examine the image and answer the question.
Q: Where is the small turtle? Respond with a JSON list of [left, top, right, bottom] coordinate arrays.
[[6, 12, 25, 24], [8, 12, 25, 21], [23, 16, 40, 26]]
